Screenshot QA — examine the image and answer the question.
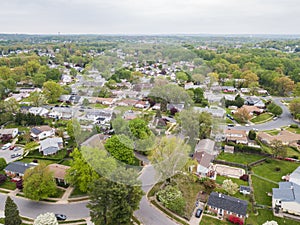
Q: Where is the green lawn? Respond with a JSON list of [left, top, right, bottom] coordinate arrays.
[[286, 147, 300, 158], [264, 129, 280, 136], [251, 175, 277, 206], [26, 149, 67, 160], [49, 187, 65, 198], [200, 215, 231, 225], [287, 127, 300, 134], [252, 159, 300, 182], [250, 113, 273, 124], [70, 186, 88, 198], [18, 158, 56, 166], [216, 175, 248, 186], [0, 179, 16, 190], [247, 209, 300, 225], [217, 152, 264, 165]]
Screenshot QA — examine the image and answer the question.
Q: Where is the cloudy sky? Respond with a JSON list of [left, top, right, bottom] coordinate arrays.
[[1, 0, 299, 34]]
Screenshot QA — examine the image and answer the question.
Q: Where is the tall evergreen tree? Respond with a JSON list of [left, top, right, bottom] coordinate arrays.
[[4, 196, 22, 225]]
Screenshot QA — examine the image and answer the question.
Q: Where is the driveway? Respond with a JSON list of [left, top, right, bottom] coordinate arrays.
[[0, 147, 24, 163]]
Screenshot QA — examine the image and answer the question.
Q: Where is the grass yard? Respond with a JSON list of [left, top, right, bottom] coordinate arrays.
[[200, 215, 231, 225], [217, 152, 264, 165], [251, 175, 277, 206], [18, 158, 56, 165], [216, 175, 248, 186], [247, 209, 300, 225], [264, 129, 281, 136], [26, 149, 67, 160], [287, 127, 300, 134], [49, 187, 65, 198], [252, 159, 300, 182], [70, 186, 88, 198], [286, 147, 300, 158], [0, 179, 16, 190], [250, 113, 273, 124]]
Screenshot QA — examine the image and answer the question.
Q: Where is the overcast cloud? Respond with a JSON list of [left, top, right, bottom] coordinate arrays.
[[0, 0, 299, 34]]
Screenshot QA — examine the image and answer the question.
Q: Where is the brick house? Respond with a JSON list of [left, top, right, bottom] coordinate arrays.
[[207, 192, 248, 222]]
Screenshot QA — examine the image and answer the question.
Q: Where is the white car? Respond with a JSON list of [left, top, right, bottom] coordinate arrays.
[[245, 124, 250, 127], [1, 143, 12, 150]]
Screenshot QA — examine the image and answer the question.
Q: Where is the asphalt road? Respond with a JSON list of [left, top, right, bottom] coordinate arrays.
[[0, 194, 90, 220], [134, 165, 178, 225]]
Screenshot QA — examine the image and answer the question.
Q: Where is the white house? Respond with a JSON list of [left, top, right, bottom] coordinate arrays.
[[39, 137, 63, 156], [30, 126, 55, 140], [0, 128, 18, 139], [28, 107, 49, 117]]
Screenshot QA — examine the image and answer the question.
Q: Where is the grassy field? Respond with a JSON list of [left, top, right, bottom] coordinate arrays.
[[49, 187, 65, 198], [251, 175, 277, 206], [70, 186, 88, 198], [0, 179, 16, 190], [200, 215, 231, 225], [264, 129, 281, 136], [217, 152, 264, 165], [247, 209, 300, 225], [286, 147, 300, 158], [287, 127, 300, 134], [250, 113, 273, 124], [18, 158, 56, 165], [252, 159, 300, 182]]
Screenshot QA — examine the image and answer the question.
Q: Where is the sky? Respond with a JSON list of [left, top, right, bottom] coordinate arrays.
[[1, 0, 299, 34]]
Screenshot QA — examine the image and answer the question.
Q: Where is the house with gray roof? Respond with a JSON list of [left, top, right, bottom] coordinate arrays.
[[195, 139, 217, 155], [272, 182, 300, 216], [4, 162, 36, 178], [288, 166, 300, 186], [207, 192, 248, 222], [39, 137, 63, 156]]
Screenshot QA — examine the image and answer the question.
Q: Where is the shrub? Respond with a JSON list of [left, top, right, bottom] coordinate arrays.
[[240, 174, 249, 182], [228, 215, 244, 225], [248, 130, 256, 140], [275, 167, 281, 172], [290, 124, 299, 128], [0, 174, 7, 184], [16, 180, 23, 190], [0, 158, 7, 170]]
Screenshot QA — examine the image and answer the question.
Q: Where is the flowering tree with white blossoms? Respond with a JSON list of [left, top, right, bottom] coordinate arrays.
[[33, 212, 58, 225]]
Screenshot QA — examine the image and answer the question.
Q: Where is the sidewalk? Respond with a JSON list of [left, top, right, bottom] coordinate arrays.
[[57, 186, 74, 204]]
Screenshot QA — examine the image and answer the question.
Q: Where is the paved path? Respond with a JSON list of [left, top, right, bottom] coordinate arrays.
[[57, 186, 74, 204]]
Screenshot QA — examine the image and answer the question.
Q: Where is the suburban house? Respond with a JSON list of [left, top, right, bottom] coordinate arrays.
[[28, 107, 49, 117], [192, 151, 215, 178], [236, 105, 264, 117], [0, 128, 18, 139], [244, 96, 265, 108], [288, 166, 300, 186], [48, 107, 73, 120], [39, 137, 63, 156], [221, 86, 237, 93], [31, 126, 55, 140], [194, 106, 226, 118], [96, 98, 116, 106], [46, 164, 70, 185], [272, 182, 300, 216], [4, 162, 36, 178], [167, 103, 185, 112], [257, 130, 300, 148], [195, 139, 217, 155], [134, 101, 150, 109], [240, 185, 251, 195], [207, 192, 248, 222], [116, 99, 138, 107], [225, 129, 248, 144]]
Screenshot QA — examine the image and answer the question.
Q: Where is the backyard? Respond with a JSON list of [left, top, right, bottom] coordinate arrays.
[[200, 215, 231, 225], [217, 152, 264, 165], [251, 175, 277, 206], [250, 113, 273, 124]]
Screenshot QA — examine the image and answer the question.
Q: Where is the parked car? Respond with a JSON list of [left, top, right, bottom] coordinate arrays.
[[14, 147, 22, 151], [1, 143, 12, 150], [9, 145, 15, 150], [55, 214, 67, 221], [11, 153, 21, 158], [195, 208, 202, 218], [273, 117, 278, 120], [228, 124, 235, 127]]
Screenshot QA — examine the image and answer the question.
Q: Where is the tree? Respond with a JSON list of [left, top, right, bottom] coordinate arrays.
[[0, 157, 7, 170], [191, 74, 205, 84], [28, 91, 45, 107], [32, 73, 46, 87], [198, 112, 212, 139], [3, 98, 20, 114], [82, 98, 89, 106], [104, 135, 136, 165], [234, 107, 251, 123], [66, 148, 100, 193], [43, 81, 63, 103], [270, 140, 287, 158], [241, 70, 259, 87], [88, 176, 143, 225], [228, 215, 243, 225], [222, 179, 239, 195], [157, 185, 186, 216], [149, 136, 190, 181], [0, 174, 7, 184], [248, 130, 256, 140], [201, 178, 217, 193], [23, 163, 57, 200], [128, 118, 152, 140], [289, 98, 300, 118], [267, 102, 283, 116], [34, 212, 58, 225], [274, 76, 294, 96], [4, 196, 22, 225], [176, 71, 188, 83], [16, 179, 23, 190]]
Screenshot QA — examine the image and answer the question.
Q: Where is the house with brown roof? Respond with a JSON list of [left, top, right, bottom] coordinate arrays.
[[236, 105, 264, 117], [225, 129, 248, 144], [257, 130, 300, 148], [46, 164, 70, 185], [96, 98, 116, 105], [193, 151, 215, 178]]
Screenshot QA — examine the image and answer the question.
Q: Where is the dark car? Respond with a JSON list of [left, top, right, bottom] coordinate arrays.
[[55, 214, 67, 221], [195, 208, 202, 218], [10, 153, 21, 158]]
